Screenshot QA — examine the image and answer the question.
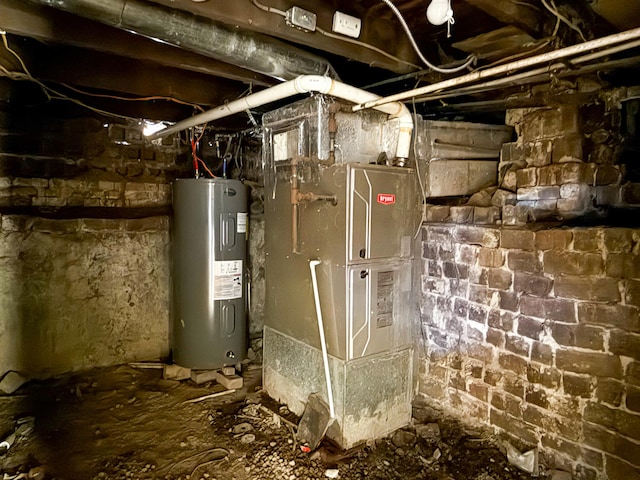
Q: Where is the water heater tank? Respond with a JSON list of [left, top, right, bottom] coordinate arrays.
[[172, 178, 248, 369]]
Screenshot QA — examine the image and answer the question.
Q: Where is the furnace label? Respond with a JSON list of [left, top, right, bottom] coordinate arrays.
[[376, 270, 394, 328], [213, 260, 243, 300]]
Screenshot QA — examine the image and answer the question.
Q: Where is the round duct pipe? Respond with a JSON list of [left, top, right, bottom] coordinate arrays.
[[31, 0, 337, 81]]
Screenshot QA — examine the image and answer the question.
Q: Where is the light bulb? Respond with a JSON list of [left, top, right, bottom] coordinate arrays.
[[426, 0, 453, 26]]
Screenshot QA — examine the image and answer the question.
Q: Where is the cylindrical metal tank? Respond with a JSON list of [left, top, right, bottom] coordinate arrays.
[[172, 178, 248, 369]]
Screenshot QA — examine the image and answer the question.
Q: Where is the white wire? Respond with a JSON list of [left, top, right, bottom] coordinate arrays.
[[379, 0, 476, 73], [316, 26, 421, 70], [541, 0, 587, 43]]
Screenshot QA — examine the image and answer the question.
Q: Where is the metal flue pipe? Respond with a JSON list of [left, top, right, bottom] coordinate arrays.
[[353, 26, 640, 112], [30, 0, 336, 81], [147, 75, 414, 162]]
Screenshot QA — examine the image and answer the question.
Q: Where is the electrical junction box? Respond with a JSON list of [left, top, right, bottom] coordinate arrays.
[[332, 11, 361, 38], [286, 6, 317, 32]]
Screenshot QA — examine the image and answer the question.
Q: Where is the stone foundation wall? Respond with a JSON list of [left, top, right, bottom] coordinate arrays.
[[419, 223, 640, 479], [0, 215, 170, 378], [424, 89, 640, 226], [0, 110, 183, 378]]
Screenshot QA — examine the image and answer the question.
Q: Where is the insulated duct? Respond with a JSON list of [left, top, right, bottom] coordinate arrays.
[[30, 0, 336, 81], [147, 75, 414, 162]]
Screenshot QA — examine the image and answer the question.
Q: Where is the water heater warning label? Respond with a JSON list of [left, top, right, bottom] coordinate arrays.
[[213, 260, 243, 300]]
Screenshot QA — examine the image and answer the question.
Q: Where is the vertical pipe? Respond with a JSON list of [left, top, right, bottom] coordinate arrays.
[[309, 259, 335, 419]]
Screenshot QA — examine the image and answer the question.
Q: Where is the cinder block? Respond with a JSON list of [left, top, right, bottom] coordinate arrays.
[[163, 364, 191, 381], [215, 370, 243, 389], [190, 369, 218, 384]]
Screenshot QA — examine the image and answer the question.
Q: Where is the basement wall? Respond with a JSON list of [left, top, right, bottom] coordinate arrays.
[[418, 89, 640, 480], [0, 111, 182, 378]]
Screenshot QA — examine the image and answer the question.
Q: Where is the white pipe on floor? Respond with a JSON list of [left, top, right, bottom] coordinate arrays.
[[352, 26, 640, 112], [146, 75, 414, 161], [309, 259, 335, 419]]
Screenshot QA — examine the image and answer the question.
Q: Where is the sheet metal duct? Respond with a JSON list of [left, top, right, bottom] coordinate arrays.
[[30, 0, 336, 81]]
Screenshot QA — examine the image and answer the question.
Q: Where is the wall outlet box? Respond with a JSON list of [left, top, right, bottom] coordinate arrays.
[[286, 6, 317, 32], [332, 11, 361, 38]]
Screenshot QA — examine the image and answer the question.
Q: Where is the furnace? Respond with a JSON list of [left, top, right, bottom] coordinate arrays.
[[261, 95, 420, 448]]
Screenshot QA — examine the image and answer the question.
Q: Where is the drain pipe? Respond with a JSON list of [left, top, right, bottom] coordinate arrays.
[[31, 0, 335, 81], [147, 75, 414, 163], [309, 259, 335, 420], [353, 26, 640, 111]]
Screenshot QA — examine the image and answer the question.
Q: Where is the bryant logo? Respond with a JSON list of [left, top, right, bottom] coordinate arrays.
[[377, 194, 396, 205]]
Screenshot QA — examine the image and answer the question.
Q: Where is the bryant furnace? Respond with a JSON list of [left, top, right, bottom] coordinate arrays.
[[262, 96, 419, 449]]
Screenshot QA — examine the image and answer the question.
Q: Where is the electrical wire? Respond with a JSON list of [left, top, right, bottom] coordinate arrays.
[[541, 0, 587, 43], [190, 127, 216, 178], [315, 26, 421, 70], [249, 0, 422, 70], [59, 83, 206, 113], [411, 97, 427, 240], [0, 29, 141, 122], [378, 0, 476, 74]]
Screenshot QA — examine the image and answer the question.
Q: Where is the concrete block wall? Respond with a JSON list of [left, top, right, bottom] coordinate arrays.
[[419, 224, 640, 479]]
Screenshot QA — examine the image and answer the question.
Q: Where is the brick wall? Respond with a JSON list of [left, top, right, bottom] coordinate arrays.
[[419, 224, 640, 479]]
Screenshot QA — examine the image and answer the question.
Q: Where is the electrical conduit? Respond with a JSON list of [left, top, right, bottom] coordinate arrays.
[[146, 75, 414, 162]]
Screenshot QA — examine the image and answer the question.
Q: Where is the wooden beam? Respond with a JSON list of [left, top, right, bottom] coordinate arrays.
[[28, 47, 248, 108], [464, 0, 546, 38], [147, 0, 420, 73], [0, 0, 275, 87]]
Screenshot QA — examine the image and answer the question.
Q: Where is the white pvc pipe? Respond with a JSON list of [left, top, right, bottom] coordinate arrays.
[[146, 75, 414, 161], [309, 259, 335, 419], [353, 26, 640, 112]]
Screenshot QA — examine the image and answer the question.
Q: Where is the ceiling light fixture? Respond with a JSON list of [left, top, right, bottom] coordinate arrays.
[[426, 0, 455, 35]]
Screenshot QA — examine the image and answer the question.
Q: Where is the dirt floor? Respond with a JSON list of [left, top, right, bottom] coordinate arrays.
[[0, 360, 539, 480]]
